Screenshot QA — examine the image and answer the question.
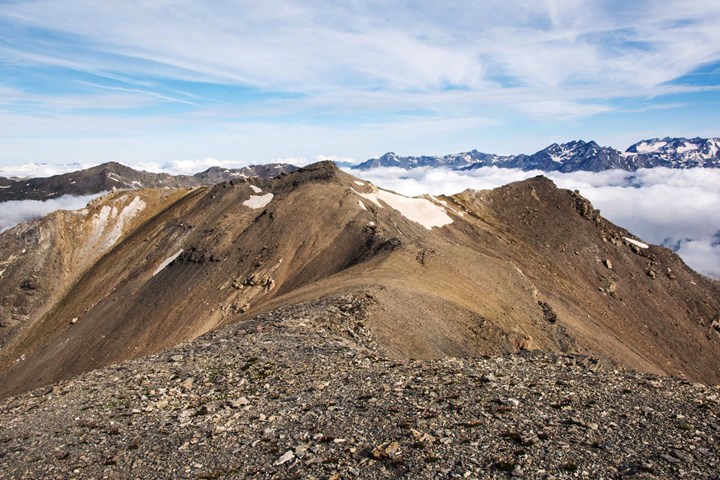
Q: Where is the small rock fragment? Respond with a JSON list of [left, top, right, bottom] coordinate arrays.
[[274, 450, 295, 466], [230, 396, 250, 408], [481, 372, 497, 383], [372, 441, 401, 459]]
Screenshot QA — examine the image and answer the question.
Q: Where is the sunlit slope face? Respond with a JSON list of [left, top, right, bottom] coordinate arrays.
[[0, 162, 718, 399], [0, 188, 193, 348]]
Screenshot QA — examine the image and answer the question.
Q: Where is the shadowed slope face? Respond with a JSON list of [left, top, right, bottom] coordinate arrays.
[[451, 178, 720, 381], [0, 163, 718, 398]]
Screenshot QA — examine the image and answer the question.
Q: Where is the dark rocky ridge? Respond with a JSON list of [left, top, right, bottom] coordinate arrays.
[[0, 162, 298, 202]]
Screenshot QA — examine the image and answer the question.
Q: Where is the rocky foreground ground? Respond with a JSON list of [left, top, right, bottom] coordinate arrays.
[[0, 295, 718, 479]]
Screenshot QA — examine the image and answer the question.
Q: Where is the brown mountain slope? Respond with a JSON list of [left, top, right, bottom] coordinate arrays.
[[0, 188, 193, 342], [0, 161, 718, 399]]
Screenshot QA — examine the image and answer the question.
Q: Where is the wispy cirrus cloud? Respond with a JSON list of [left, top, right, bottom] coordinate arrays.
[[0, 1, 718, 163], [3, 1, 719, 92]]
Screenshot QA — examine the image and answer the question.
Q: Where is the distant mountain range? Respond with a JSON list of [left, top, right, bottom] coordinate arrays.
[[0, 161, 298, 202], [1, 136, 717, 202], [354, 137, 720, 172]]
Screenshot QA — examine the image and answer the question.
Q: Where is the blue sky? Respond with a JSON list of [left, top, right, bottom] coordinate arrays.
[[1, 0, 719, 169]]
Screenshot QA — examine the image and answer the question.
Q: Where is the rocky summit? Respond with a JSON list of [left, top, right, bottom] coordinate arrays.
[[0, 161, 718, 478]]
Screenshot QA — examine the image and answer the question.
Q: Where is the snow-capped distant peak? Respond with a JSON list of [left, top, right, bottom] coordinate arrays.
[[355, 136, 720, 173], [675, 142, 699, 154], [540, 140, 601, 164], [624, 137, 720, 168], [547, 143, 573, 163], [631, 140, 667, 154]]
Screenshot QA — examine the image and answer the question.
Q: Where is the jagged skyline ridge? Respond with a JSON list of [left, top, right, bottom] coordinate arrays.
[[355, 137, 720, 171]]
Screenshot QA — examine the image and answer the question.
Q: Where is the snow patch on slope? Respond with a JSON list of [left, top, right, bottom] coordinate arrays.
[[428, 195, 464, 217], [243, 193, 274, 209], [634, 141, 667, 153], [355, 188, 452, 229], [250, 185, 262, 193], [104, 196, 146, 247], [89, 205, 113, 245], [624, 237, 649, 249], [153, 249, 184, 276], [549, 144, 575, 163], [676, 143, 698, 154], [88, 195, 146, 251]]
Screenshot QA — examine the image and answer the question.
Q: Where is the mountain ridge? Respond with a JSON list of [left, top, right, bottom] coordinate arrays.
[[355, 137, 720, 172], [0, 161, 298, 202], [0, 161, 718, 401], [1, 136, 717, 203]]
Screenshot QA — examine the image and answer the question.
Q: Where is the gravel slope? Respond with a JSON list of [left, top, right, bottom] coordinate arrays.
[[1, 295, 718, 479]]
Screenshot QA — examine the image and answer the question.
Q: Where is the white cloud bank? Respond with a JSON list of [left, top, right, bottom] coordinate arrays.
[[0, 163, 91, 179], [349, 166, 720, 279], [0, 194, 100, 233]]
